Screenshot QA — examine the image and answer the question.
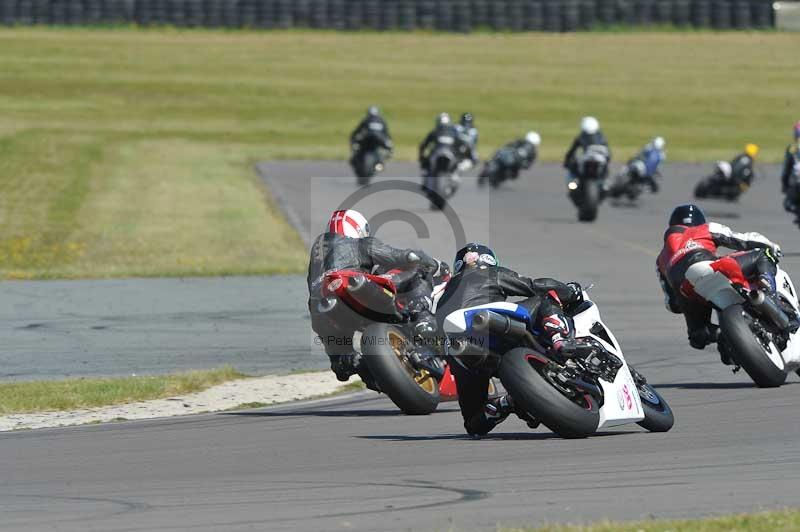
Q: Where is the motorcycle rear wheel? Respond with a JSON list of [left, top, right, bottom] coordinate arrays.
[[498, 348, 600, 438], [361, 323, 440, 414], [720, 305, 787, 388], [694, 179, 710, 199]]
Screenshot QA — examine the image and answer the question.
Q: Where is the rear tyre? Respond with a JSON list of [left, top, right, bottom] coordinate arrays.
[[577, 182, 600, 222], [635, 383, 674, 432], [361, 323, 440, 415], [694, 180, 709, 198], [720, 305, 787, 388], [498, 348, 599, 438]]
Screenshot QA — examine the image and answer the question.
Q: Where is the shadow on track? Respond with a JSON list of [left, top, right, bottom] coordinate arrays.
[[653, 381, 799, 390], [223, 409, 407, 418], [358, 430, 638, 442]]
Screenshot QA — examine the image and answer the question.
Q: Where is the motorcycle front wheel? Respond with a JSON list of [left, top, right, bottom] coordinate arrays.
[[498, 348, 600, 438], [635, 381, 674, 432], [361, 323, 440, 414], [577, 181, 600, 222]]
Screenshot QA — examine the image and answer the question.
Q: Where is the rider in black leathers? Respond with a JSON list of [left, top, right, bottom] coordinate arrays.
[[479, 132, 540, 185], [455, 112, 479, 165], [435, 243, 582, 436], [563, 116, 612, 180], [418, 113, 464, 177], [308, 209, 440, 381], [350, 106, 393, 162], [781, 122, 800, 211], [727, 144, 758, 188]]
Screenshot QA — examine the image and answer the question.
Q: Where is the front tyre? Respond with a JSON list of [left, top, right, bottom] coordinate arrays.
[[578, 181, 600, 222], [498, 348, 599, 438], [635, 382, 674, 432], [720, 305, 787, 388], [361, 323, 440, 414]]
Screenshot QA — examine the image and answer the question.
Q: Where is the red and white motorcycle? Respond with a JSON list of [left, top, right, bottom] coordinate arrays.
[[316, 267, 459, 415], [687, 259, 800, 387]]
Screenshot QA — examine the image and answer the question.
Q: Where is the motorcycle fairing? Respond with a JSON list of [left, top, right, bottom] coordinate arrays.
[[571, 297, 644, 427]]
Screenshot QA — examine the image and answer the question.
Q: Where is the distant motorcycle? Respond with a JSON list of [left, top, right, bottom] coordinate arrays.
[[607, 158, 660, 201], [421, 134, 461, 210], [442, 287, 674, 438], [350, 129, 392, 186], [694, 161, 751, 201], [567, 145, 609, 222], [783, 158, 800, 226]]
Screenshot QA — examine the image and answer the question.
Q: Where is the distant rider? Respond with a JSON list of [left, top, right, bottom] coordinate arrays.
[[455, 112, 479, 166], [418, 113, 463, 178], [307, 209, 441, 381], [435, 243, 583, 436], [716, 143, 759, 189], [479, 132, 541, 186], [656, 204, 785, 353], [350, 106, 393, 162], [563, 116, 612, 181], [781, 121, 800, 211], [633, 136, 666, 191]]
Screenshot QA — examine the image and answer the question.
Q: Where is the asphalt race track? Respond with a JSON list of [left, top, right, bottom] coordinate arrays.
[[3, 160, 800, 531]]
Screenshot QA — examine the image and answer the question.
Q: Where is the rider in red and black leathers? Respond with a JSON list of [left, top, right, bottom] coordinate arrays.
[[435, 243, 582, 436], [656, 204, 782, 350]]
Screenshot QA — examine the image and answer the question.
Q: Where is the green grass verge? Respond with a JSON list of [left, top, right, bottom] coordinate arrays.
[[0, 28, 794, 278], [504, 508, 800, 532], [0, 367, 247, 414]]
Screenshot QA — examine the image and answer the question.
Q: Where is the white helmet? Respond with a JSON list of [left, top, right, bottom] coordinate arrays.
[[580, 116, 600, 135], [437, 112, 451, 126], [525, 131, 541, 146], [653, 136, 666, 150], [327, 209, 370, 239]]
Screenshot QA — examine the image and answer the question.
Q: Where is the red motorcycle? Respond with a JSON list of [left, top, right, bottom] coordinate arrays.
[[317, 268, 458, 414]]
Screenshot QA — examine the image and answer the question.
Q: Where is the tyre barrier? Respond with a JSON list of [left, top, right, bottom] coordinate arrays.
[[0, 0, 775, 30]]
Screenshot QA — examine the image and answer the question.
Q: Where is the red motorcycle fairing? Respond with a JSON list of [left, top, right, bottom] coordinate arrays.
[[321, 268, 459, 401], [679, 255, 751, 302]]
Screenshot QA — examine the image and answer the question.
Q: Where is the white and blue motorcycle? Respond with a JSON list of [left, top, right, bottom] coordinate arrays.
[[443, 291, 674, 438]]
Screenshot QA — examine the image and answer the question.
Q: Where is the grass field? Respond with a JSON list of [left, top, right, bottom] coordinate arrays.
[[0, 366, 246, 414], [0, 28, 795, 278], [506, 508, 800, 531]]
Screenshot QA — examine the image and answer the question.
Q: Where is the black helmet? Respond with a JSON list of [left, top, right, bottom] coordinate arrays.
[[669, 204, 706, 227], [367, 106, 380, 117], [460, 112, 474, 127], [453, 243, 497, 274]]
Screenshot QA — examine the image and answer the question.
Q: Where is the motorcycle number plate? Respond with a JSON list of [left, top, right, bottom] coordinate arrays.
[[437, 136, 454, 145]]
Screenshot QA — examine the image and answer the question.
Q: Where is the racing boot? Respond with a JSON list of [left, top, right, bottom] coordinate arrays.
[[413, 310, 437, 340], [540, 312, 575, 354], [483, 394, 514, 426], [329, 351, 361, 382], [490, 394, 540, 429]]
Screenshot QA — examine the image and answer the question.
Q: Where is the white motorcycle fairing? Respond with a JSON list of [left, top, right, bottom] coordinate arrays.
[[443, 295, 644, 431]]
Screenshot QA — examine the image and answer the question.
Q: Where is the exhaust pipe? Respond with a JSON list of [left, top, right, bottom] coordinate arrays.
[[472, 310, 528, 340], [448, 337, 488, 366], [317, 297, 338, 315], [748, 290, 790, 331]]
